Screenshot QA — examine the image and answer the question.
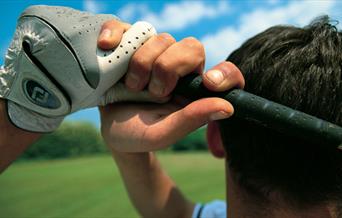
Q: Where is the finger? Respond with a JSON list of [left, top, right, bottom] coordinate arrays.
[[98, 20, 131, 50], [202, 61, 245, 92], [149, 37, 205, 97], [144, 97, 233, 150], [125, 33, 176, 91]]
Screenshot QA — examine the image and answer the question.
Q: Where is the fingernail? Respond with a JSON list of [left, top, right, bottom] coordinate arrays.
[[126, 73, 140, 89], [99, 29, 112, 40], [206, 70, 224, 85], [209, 111, 230, 121], [150, 78, 164, 96]]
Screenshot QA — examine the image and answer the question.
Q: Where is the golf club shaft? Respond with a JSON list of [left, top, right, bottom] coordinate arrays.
[[174, 74, 342, 146]]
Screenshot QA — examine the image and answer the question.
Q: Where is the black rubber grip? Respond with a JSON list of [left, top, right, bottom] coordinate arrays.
[[174, 74, 342, 147]]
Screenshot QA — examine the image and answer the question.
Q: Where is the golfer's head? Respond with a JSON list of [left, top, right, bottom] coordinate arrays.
[[211, 16, 342, 216]]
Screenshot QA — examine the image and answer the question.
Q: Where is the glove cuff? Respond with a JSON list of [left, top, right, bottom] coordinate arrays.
[[7, 101, 64, 132]]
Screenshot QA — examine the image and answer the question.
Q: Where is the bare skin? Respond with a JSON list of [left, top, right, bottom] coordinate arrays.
[[0, 20, 167, 172], [0, 20, 131, 173], [208, 120, 338, 218], [98, 20, 245, 218], [99, 20, 338, 218], [226, 169, 336, 218], [0, 100, 41, 172], [1, 17, 333, 218]]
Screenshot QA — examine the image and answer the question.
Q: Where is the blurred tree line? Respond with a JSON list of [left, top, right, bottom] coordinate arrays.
[[20, 121, 208, 160]]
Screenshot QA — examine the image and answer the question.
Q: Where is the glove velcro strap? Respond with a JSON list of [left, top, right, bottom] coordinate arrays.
[[7, 101, 64, 132], [6, 51, 71, 117]]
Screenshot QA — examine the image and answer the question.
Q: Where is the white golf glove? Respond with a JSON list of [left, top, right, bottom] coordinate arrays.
[[0, 5, 157, 132]]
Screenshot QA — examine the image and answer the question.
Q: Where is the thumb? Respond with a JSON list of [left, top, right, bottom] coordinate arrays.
[[148, 98, 234, 149], [202, 61, 245, 92], [98, 20, 131, 50]]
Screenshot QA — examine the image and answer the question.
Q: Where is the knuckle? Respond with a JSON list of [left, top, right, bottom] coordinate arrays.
[[130, 55, 151, 74], [102, 19, 118, 29], [181, 37, 205, 58], [182, 107, 200, 123], [182, 108, 193, 119], [157, 33, 176, 45], [182, 37, 203, 49], [153, 58, 172, 75]]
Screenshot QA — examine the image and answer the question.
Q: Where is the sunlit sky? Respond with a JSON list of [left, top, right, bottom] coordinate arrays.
[[1, 0, 341, 127]]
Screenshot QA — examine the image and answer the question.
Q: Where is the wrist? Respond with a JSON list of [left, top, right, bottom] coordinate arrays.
[[110, 146, 150, 158], [0, 99, 42, 141], [109, 146, 155, 168], [0, 99, 42, 172], [7, 101, 64, 133]]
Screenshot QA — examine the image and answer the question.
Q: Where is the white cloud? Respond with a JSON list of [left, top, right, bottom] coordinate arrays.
[[201, 0, 338, 68], [267, 0, 281, 5], [83, 0, 105, 14], [118, 3, 149, 22], [143, 1, 229, 31], [118, 1, 230, 31], [117, 4, 136, 21]]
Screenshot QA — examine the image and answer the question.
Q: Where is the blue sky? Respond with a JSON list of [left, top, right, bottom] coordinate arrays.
[[1, 0, 341, 127]]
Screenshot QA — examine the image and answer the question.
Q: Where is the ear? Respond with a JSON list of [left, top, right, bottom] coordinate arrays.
[[207, 121, 225, 158]]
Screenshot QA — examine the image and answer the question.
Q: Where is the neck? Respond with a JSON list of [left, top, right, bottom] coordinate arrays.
[[225, 163, 337, 218]]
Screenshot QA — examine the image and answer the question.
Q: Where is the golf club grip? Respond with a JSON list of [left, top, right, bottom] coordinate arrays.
[[174, 74, 342, 146]]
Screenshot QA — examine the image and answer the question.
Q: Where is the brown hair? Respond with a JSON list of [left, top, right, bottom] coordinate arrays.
[[221, 16, 342, 209]]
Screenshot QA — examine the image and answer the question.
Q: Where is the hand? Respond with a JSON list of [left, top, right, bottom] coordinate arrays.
[[0, 6, 151, 132], [98, 21, 244, 152], [99, 59, 244, 152], [99, 23, 205, 98]]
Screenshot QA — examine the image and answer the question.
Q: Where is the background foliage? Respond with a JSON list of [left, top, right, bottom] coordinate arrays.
[[20, 122, 106, 160]]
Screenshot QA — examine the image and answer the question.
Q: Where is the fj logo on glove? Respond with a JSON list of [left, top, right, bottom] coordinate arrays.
[[24, 80, 60, 109]]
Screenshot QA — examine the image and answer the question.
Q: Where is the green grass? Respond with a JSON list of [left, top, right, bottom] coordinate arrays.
[[0, 152, 225, 218]]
